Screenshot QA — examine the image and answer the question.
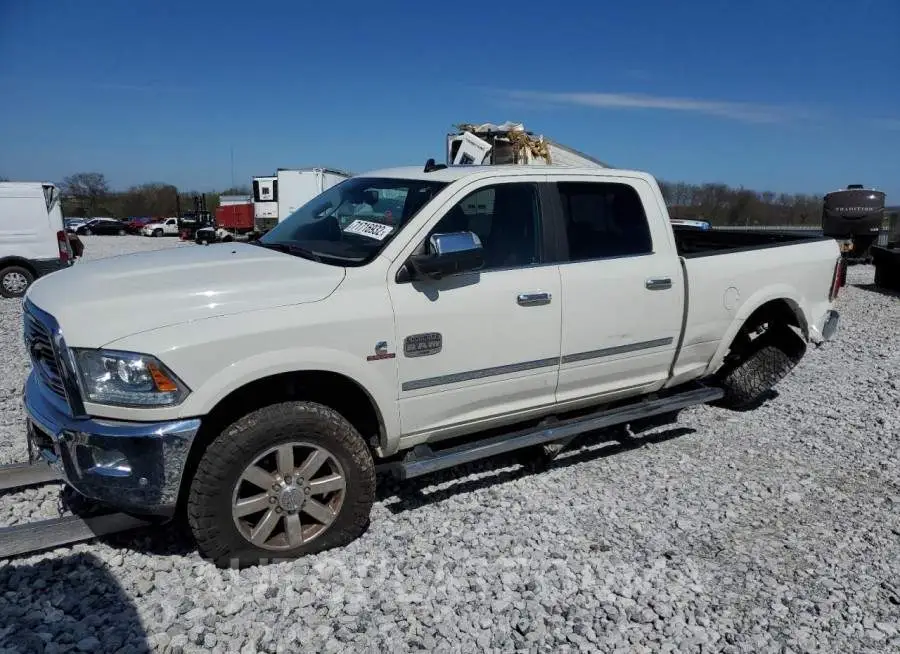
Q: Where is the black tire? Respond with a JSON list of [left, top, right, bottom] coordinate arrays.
[[83, 228, 92, 236], [187, 401, 376, 568], [153, 229, 163, 237], [118, 229, 125, 235], [715, 327, 804, 410], [0, 265, 35, 298]]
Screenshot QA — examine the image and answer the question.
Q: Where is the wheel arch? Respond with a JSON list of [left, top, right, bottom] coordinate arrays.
[[176, 369, 388, 512], [705, 293, 809, 376], [0, 256, 38, 277]]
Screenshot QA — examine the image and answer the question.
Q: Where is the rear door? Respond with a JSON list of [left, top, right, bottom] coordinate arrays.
[[388, 175, 562, 441], [0, 185, 58, 261], [550, 175, 685, 406]]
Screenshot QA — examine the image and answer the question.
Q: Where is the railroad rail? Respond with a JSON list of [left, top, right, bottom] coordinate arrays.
[[0, 461, 151, 558]]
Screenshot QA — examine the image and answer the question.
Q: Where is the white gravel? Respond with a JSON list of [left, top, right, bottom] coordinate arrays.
[[1, 240, 898, 653]]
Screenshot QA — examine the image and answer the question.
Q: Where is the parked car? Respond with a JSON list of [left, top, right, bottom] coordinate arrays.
[[64, 218, 87, 234], [141, 217, 180, 237], [76, 218, 127, 236], [0, 181, 73, 298], [124, 216, 155, 234], [22, 164, 843, 566]]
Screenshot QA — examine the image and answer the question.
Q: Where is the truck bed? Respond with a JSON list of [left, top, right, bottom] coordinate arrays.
[[673, 226, 830, 258]]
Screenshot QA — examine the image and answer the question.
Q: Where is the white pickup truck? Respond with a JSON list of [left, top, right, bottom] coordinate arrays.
[[23, 163, 842, 567], [141, 216, 180, 237]]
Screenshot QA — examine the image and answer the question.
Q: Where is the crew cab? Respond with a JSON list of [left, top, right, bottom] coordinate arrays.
[[22, 164, 842, 567], [141, 217, 180, 237]]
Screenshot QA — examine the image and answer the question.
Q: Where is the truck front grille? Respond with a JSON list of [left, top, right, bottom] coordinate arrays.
[[23, 303, 67, 399]]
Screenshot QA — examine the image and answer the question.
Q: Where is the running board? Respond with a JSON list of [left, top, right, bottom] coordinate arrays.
[[0, 461, 60, 492], [387, 385, 723, 480], [0, 513, 151, 559]]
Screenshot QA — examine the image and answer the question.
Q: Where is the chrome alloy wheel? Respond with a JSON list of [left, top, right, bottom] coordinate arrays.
[[2, 271, 29, 295], [231, 442, 347, 551]]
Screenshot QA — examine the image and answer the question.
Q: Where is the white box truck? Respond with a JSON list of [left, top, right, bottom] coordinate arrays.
[[252, 168, 352, 232], [0, 182, 73, 298]]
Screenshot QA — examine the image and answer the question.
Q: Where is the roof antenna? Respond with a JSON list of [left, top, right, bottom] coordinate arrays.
[[424, 158, 447, 173]]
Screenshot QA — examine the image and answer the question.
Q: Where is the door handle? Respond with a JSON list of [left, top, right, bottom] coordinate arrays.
[[517, 292, 552, 306], [645, 277, 672, 290]]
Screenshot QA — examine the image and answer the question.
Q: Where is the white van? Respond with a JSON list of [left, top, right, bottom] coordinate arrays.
[[0, 182, 74, 298]]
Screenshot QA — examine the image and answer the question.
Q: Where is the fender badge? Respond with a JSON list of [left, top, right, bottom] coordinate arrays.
[[367, 340, 396, 361]]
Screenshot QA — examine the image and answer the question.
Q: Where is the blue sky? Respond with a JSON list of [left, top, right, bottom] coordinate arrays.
[[1, 0, 898, 199]]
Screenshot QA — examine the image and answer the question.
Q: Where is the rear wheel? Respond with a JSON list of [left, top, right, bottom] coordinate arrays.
[[0, 266, 34, 298], [715, 322, 805, 410], [117, 228, 125, 235], [187, 401, 376, 568]]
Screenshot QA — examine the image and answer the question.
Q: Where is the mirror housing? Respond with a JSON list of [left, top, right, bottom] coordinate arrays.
[[408, 231, 484, 280]]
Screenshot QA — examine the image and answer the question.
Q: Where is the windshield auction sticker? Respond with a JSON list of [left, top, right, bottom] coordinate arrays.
[[343, 219, 394, 241]]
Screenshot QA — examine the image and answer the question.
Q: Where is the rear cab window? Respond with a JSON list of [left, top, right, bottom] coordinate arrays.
[[556, 181, 653, 261]]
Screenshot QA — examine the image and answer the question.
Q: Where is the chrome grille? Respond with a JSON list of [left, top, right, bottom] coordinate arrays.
[[23, 305, 66, 398]]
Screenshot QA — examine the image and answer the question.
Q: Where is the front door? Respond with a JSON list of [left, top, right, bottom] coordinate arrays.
[[551, 176, 685, 406], [388, 177, 562, 442]]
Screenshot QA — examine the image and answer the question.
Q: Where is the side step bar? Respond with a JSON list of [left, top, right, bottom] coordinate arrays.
[[0, 513, 151, 559], [388, 385, 723, 480], [0, 461, 60, 492]]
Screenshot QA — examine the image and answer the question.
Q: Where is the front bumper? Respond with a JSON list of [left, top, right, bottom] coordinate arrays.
[[23, 372, 200, 517]]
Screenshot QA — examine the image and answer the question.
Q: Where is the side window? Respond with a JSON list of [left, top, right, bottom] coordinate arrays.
[[557, 182, 652, 260], [429, 183, 541, 271]]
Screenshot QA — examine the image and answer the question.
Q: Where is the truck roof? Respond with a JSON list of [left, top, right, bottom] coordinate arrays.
[[359, 164, 655, 184]]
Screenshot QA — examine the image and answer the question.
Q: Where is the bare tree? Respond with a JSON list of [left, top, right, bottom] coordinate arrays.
[[220, 186, 251, 196], [61, 172, 110, 217]]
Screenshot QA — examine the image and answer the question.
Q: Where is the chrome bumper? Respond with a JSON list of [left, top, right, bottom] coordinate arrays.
[[23, 371, 200, 517]]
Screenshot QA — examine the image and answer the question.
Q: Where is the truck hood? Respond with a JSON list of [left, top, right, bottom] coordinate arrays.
[[26, 243, 346, 347]]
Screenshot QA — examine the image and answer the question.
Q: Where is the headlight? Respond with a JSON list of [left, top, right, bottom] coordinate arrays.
[[71, 349, 190, 407]]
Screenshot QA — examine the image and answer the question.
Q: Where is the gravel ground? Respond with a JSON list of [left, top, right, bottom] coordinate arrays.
[[1, 241, 898, 653]]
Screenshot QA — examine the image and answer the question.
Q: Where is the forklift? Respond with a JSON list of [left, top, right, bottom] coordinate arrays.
[[177, 193, 216, 241]]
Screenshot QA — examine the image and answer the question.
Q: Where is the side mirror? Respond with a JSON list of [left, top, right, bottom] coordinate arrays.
[[408, 231, 484, 280]]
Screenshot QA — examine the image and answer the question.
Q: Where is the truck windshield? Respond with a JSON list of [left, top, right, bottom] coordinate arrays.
[[259, 177, 447, 265]]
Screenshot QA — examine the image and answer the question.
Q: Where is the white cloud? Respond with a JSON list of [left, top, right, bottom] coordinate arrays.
[[499, 90, 803, 124]]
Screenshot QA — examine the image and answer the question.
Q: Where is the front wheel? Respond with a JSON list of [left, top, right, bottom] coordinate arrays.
[[118, 229, 125, 235], [153, 229, 163, 237], [187, 401, 376, 568]]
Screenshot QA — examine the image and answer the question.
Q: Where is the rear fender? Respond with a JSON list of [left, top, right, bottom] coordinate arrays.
[[704, 285, 809, 376]]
